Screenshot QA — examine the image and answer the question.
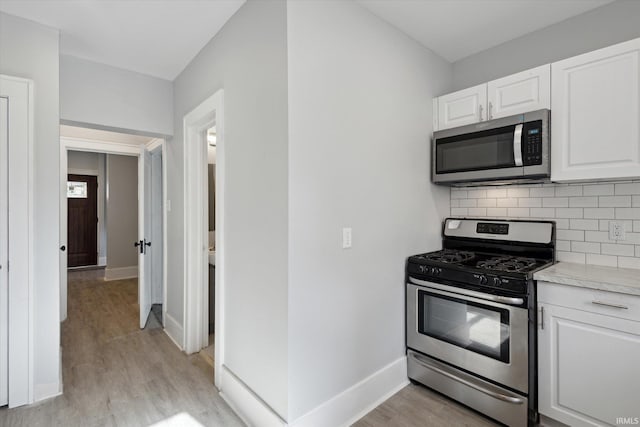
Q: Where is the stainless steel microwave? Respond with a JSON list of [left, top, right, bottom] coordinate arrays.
[[432, 109, 550, 185]]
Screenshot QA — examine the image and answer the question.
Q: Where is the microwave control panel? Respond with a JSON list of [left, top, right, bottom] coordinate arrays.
[[522, 120, 543, 165]]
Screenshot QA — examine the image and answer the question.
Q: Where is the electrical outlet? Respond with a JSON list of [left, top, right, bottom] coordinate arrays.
[[609, 221, 626, 241], [342, 227, 352, 249]]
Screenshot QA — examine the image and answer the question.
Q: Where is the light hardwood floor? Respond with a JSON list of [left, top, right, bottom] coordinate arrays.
[[0, 270, 243, 427], [354, 384, 499, 427], [1, 270, 502, 427]]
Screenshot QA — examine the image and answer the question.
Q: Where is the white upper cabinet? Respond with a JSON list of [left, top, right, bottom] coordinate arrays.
[[551, 38, 640, 182], [487, 64, 550, 120], [434, 66, 550, 131], [436, 84, 486, 131]]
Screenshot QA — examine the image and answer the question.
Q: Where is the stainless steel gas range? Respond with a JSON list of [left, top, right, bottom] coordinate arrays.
[[406, 218, 555, 427]]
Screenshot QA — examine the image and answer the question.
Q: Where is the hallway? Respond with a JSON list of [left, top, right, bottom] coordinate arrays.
[[0, 271, 242, 426]]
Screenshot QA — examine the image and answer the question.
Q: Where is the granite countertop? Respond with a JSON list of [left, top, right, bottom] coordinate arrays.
[[534, 262, 640, 297]]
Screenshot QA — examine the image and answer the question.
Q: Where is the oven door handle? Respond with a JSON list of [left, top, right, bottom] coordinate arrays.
[[409, 352, 525, 405], [408, 277, 524, 306]]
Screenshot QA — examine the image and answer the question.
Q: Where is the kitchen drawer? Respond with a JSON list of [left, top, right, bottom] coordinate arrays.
[[538, 281, 640, 322]]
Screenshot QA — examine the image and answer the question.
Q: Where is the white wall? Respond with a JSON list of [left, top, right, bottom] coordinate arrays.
[[452, 0, 640, 90], [286, 1, 451, 421], [170, 0, 289, 417], [68, 150, 100, 171], [60, 54, 173, 137], [0, 12, 61, 400], [106, 154, 138, 270], [67, 151, 107, 264]]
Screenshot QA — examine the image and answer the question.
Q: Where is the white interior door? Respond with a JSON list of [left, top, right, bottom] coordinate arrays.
[[150, 149, 163, 306], [1, 76, 32, 407], [138, 149, 153, 328], [59, 146, 67, 322], [0, 96, 8, 407]]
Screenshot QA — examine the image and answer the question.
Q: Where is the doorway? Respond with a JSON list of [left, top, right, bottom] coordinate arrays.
[[60, 127, 166, 330], [183, 89, 224, 388]]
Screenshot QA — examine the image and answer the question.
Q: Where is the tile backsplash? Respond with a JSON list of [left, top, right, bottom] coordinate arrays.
[[450, 181, 640, 270]]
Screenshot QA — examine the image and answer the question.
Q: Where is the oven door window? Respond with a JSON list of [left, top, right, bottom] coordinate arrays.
[[436, 125, 517, 174], [417, 290, 510, 363]]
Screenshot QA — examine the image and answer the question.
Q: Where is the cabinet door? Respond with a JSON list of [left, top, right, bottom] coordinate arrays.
[[436, 84, 486, 130], [487, 64, 550, 119], [551, 38, 640, 182], [538, 303, 640, 426]]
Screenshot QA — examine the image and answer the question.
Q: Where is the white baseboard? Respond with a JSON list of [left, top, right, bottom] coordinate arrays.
[[290, 355, 409, 427], [98, 256, 107, 266], [220, 365, 287, 427], [59, 346, 63, 394], [34, 381, 62, 402], [104, 265, 138, 281], [540, 415, 571, 427], [163, 313, 183, 350], [33, 346, 64, 403]]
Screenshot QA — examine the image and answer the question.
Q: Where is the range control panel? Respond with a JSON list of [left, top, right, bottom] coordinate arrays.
[[522, 120, 543, 165], [477, 222, 509, 235]]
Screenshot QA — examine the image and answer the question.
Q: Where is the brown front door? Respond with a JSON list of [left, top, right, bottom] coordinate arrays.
[[67, 174, 98, 267]]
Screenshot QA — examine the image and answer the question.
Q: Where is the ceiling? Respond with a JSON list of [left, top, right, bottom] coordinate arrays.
[[0, 0, 245, 80], [61, 125, 155, 146], [357, 0, 614, 62], [0, 0, 614, 80]]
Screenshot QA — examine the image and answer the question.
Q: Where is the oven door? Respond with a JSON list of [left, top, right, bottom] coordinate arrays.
[[406, 281, 529, 393]]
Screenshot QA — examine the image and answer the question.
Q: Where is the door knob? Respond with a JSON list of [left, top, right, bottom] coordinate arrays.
[[134, 240, 151, 254]]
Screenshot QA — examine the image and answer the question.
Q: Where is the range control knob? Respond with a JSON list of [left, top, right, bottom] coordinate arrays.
[[478, 275, 487, 285], [433, 268, 442, 276], [493, 277, 502, 287], [419, 265, 427, 273]]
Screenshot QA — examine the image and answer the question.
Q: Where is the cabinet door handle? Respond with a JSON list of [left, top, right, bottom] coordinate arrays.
[[478, 104, 484, 121], [592, 300, 628, 310], [540, 306, 544, 330], [488, 101, 493, 119]]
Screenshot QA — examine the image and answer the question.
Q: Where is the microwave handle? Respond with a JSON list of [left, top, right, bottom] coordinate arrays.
[[513, 123, 523, 166]]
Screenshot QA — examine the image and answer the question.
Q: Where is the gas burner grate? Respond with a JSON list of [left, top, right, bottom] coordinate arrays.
[[476, 256, 538, 272], [419, 250, 475, 264]]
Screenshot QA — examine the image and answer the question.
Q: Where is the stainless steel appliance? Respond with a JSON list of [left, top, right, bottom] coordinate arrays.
[[432, 109, 550, 185], [406, 218, 555, 427]]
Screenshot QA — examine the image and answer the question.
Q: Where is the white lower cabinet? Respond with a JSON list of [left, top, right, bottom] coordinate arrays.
[[538, 282, 640, 426]]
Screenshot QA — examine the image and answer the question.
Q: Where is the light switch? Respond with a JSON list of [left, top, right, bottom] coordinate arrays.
[[342, 227, 352, 249]]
